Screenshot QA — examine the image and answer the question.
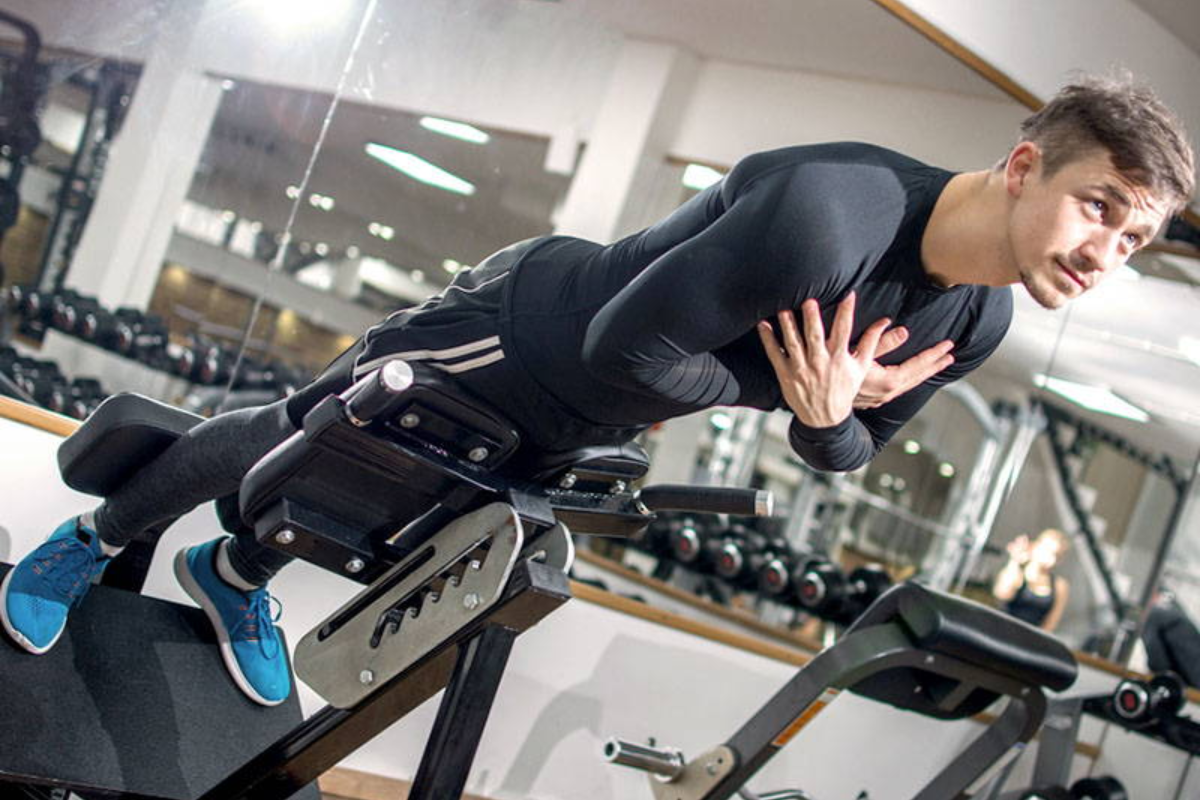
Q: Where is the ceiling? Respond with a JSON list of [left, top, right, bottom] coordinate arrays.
[[1130, 0, 1200, 57]]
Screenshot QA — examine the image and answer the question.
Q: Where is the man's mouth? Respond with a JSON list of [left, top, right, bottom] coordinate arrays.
[[1057, 259, 1087, 291]]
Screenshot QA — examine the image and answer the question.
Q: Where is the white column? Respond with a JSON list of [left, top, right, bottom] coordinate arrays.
[[553, 39, 700, 243], [332, 257, 364, 300], [67, 1, 223, 311]]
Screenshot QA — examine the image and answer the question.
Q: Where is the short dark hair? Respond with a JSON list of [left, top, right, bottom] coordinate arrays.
[[1019, 73, 1195, 213]]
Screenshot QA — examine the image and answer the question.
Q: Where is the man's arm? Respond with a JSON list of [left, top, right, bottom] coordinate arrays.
[[785, 293, 1011, 471], [581, 163, 899, 409]]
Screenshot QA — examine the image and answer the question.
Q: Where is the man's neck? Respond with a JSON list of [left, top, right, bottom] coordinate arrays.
[[921, 169, 1016, 288]]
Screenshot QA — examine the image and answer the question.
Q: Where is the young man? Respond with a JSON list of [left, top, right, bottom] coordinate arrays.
[[2, 75, 1193, 705]]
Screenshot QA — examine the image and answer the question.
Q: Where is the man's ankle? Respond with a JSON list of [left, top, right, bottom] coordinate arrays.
[[214, 539, 263, 592]]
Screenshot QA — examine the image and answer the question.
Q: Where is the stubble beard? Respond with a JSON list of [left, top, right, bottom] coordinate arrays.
[[1019, 264, 1066, 311]]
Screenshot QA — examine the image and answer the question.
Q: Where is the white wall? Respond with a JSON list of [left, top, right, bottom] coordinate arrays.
[[673, 61, 1025, 172], [897, 0, 1200, 184]]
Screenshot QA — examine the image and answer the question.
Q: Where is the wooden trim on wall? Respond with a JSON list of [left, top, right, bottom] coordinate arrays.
[[571, 578, 812, 667], [575, 549, 822, 653], [868, 0, 1041, 110], [319, 766, 494, 800], [0, 396, 80, 437]]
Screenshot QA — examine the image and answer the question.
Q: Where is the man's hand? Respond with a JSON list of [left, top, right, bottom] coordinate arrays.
[[757, 292, 888, 428], [853, 327, 956, 409]]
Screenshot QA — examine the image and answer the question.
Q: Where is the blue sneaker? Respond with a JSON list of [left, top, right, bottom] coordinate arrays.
[[1, 516, 112, 654], [174, 537, 291, 706]]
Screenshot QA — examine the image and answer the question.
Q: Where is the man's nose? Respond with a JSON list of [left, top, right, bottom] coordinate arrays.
[[1079, 230, 1123, 272]]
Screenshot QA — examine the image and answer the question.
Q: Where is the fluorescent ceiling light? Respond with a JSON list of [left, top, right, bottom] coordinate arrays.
[[365, 143, 475, 196], [682, 163, 724, 191], [257, 0, 352, 31], [420, 116, 490, 144], [1180, 336, 1200, 368], [1033, 373, 1150, 423]]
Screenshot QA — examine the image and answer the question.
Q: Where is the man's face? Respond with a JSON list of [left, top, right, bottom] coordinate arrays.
[[1006, 145, 1169, 310]]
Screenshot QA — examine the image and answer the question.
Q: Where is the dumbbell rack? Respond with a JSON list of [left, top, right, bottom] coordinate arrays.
[[35, 328, 190, 400]]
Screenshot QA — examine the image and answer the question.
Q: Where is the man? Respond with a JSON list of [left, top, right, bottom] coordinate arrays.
[[2, 74, 1193, 705]]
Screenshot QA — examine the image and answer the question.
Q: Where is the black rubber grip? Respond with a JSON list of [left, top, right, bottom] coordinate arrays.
[[637, 484, 771, 516]]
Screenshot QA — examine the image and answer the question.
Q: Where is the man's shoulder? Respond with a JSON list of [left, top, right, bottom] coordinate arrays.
[[725, 142, 948, 215], [966, 285, 1014, 346], [731, 142, 938, 182]]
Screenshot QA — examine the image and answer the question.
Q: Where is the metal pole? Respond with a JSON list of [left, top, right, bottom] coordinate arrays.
[[1117, 452, 1200, 664]]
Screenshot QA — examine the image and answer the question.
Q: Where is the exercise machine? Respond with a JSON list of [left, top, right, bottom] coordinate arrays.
[[605, 581, 1078, 800], [1, 359, 773, 798]]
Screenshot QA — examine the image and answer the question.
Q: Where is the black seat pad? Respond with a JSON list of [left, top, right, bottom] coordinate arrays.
[[57, 393, 204, 496], [851, 582, 1077, 693]]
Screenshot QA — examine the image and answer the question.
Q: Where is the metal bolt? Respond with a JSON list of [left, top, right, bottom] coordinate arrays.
[[925, 655, 935, 665], [427, 591, 441, 603], [468, 559, 483, 571], [274, 529, 296, 545], [467, 446, 489, 463], [359, 669, 375, 685], [345, 558, 366, 574], [559, 472, 578, 489], [399, 413, 420, 428], [705, 761, 719, 776], [610, 480, 627, 494], [447, 575, 461, 587], [463, 592, 482, 610]]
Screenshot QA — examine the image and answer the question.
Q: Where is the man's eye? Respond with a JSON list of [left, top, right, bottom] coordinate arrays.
[[1090, 199, 1108, 215], [1124, 233, 1141, 248]]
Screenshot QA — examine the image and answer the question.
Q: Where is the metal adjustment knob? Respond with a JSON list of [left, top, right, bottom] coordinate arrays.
[[467, 446, 489, 463], [399, 413, 420, 429], [559, 472, 578, 489], [274, 529, 296, 545], [345, 558, 366, 574]]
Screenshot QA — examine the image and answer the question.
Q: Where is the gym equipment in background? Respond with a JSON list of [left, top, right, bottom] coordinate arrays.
[[977, 671, 1193, 800], [606, 581, 1078, 800]]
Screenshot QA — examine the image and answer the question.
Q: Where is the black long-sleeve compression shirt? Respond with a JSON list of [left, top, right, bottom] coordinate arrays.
[[502, 143, 1011, 471]]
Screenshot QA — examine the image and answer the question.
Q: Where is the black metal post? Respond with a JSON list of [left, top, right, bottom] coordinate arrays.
[[409, 624, 518, 800]]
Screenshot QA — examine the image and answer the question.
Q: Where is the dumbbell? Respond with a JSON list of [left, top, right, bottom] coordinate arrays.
[[171, 334, 220, 382], [1069, 776, 1127, 800], [50, 290, 100, 335], [1112, 671, 1185, 726], [11, 284, 50, 326], [5, 282, 31, 313], [11, 358, 67, 407], [668, 514, 721, 569], [115, 310, 170, 367], [1020, 787, 1070, 800], [711, 528, 792, 592], [231, 357, 283, 391], [758, 547, 801, 599], [796, 562, 893, 625], [48, 377, 104, 420]]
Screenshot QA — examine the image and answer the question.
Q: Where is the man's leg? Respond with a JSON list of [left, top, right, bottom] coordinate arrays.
[[1, 397, 300, 705]]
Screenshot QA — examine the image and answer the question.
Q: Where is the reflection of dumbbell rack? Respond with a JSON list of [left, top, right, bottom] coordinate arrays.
[[977, 673, 1197, 799], [624, 511, 895, 633], [5, 283, 313, 411], [35, 328, 187, 403]]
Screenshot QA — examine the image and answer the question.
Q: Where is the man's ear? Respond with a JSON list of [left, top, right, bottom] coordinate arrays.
[[1005, 141, 1041, 198]]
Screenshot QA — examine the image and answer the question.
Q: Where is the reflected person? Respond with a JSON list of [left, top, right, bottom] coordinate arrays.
[[1, 74, 1192, 705], [993, 528, 1070, 632]]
